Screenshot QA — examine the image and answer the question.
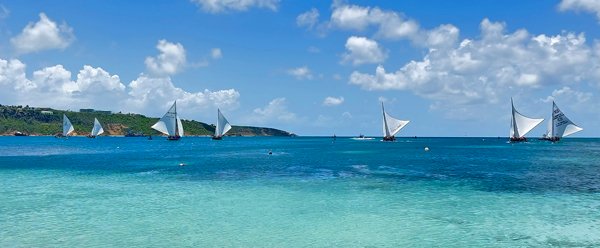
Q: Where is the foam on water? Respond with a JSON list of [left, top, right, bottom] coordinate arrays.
[[1, 136, 600, 247]]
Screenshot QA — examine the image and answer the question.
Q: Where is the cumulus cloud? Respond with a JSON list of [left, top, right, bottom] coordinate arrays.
[[211, 48, 222, 59], [246, 97, 297, 124], [350, 19, 598, 109], [559, 0, 600, 22], [297, 8, 320, 29], [191, 0, 279, 13], [125, 75, 239, 117], [0, 57, 240, 118], [287, 66, 313, 80], [145, 40, 187, 75], [10, 13, 74, 54], [341, 36, 387, 65], [541, 86, 592, 104], [323, 96, 344, 106], [329, 4, 419, 40]]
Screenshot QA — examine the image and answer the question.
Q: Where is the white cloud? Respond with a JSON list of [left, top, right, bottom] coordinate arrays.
[[329, 4, 419, 40], [211, 48, 222, 59], [0, 57, 240, 118], [559, 0, 600, 22], [323, 96, 344, 106], [287, 66, 313, 80], [191, 0, 279, 13], [350, 19, 598, 109], [10, 13, 74, 54], [541, 86, 592, 104], [297, 8, 320, 29], [125, 75, 239, 117], [247, 97, 297, 124], [145, 40, 187, 75], [342, 36, 387, 65]]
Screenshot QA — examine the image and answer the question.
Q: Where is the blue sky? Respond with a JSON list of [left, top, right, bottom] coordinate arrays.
[[1, 0, 600, 136]]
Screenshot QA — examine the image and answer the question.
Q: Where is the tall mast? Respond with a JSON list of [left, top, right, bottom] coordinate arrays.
[[382, 102, 390, 137]]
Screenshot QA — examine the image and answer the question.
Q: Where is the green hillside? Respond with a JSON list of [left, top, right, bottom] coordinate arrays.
[[0, 105, 294, 137]]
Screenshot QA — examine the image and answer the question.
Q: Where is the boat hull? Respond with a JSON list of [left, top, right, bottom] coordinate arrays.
[[167, 135, 181, 141], [540, 137, 560, 142], [383, 136, 396, 142], [509, 137, 527, 142], [212, 136, 223, 140], [87, 135, 96, 138]]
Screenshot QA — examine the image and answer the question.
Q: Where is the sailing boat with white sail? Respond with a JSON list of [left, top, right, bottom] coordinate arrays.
[[212, 108, 232, 140], [510, 98, 543, 142], [60, 114, 75, 138], [87, 118, 104, 138], [541, 101, 583, 142], [381, 102, 409, 141], [151, 101, 184, 141]]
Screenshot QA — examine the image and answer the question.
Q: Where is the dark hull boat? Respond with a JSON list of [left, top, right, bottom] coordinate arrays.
[[381, 102, 409, 142]]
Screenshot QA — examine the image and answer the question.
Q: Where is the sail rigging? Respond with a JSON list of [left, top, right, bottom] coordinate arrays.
[[63, 114, 75, 136], [90, 118, 104, 136], [546, 101, 582, 138], [510, 98, 543, 138], [214, 109, 232, 138], [151, 101, 183, 137], [381, 102, 409, 138]]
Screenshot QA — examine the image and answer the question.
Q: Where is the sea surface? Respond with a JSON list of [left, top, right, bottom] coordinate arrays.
[[1, 136, 599, 247]]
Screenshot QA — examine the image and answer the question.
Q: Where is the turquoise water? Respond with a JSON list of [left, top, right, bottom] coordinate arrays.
[[1, 136, 600, 247]]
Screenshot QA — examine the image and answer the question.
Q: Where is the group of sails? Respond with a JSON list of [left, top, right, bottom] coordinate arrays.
[[509, 98, 582, 142], [61, 100, 233, 141], [149, 101, 232, 141], [61, 115, 104, 138]]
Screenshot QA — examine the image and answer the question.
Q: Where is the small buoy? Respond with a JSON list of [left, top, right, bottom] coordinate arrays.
[[268, 150, 272, 155], [179, 163, 185, 167], [424, 147, 430, 152]]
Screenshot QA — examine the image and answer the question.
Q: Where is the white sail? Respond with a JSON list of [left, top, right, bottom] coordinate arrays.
[[91, 118, 104, 136], [177, 117, 184, 137], [215, 109, 232, 137], [151, 101, 178, 136], [63, 114, 74, 136], [510, 99, 543, 138], [551, 101, 582, 138], [381, 103, 409, 137]]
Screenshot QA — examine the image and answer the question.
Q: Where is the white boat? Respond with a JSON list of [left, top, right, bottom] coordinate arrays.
[[381, 102, 409, 141], [151, 101, 184, 141], [351, 134, 375, 140], [541, 101, 582, 142], [509, 98, 543, 142], [88, 118, 104, 138], [212, 109, 232, 140], [61, 114, 75, 137]]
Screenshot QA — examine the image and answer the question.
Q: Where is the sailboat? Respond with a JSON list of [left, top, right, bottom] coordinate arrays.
[[59, 114, 75, 138], [381, 102, 410, 141], [151, 101, 184, 141], [540, 101, 583, 142], [87, 118, 104, 138], [509, 98, 543, 142], [212, 108, 232, 140]]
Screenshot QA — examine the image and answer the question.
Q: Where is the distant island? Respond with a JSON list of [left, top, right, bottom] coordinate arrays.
[[0, 104, 294, 137]]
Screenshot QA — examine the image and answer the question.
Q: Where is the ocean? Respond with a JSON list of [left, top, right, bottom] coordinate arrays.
[[1, 136, 599, 247]]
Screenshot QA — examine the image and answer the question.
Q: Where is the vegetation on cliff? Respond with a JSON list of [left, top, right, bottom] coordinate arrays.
[[0, 105, 293, 136]]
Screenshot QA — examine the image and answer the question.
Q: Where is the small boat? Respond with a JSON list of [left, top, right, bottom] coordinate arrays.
[[350, 134, 374, 140], [540, 101, 582, 142], [381, 102, 409, 141], [14, 131, 28, 136], [58, 114, 75, 138], [151, 101, 184, 141], [509, 98, 543, 142], [212, 108, 232, 140], [87, 118, 104, 138]]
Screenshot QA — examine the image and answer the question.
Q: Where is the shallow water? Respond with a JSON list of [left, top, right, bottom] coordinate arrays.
[[1, 136, 599, 247]]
